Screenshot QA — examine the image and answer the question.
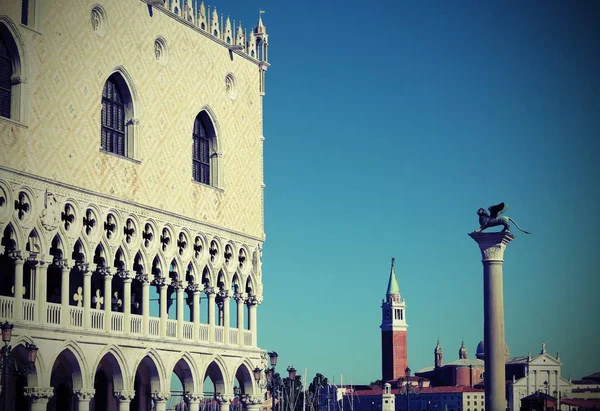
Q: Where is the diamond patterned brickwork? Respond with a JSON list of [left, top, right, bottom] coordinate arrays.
[[0, 0, 266, 240]]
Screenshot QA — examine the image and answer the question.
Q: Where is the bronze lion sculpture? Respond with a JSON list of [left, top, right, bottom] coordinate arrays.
[[474, 202, 531, 235]]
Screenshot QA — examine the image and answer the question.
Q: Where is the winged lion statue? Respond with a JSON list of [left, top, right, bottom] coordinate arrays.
[[474, 202, 531, 235]]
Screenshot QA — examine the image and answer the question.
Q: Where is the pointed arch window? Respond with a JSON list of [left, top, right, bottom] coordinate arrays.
[[0, 35, 13, 119], [192, 111, 219, 186], [100, 73, 136, 158]]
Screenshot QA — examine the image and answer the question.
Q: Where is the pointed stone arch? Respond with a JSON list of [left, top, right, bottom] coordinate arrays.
[[231, 272, 241, 295], [152, 253, 167, 279], [71, 238, 88, 264], [92, 344, 130, 391], [93, 240, 110, 268], [192, 106, 222, 187], [113, 246, 129, 272], [202, 265, 214, 287], [51, 340, 90, 389], [201, 356, 229, 397], [25, 227, 42, 255], [49, 233, 66, 260], [2, 222, 20, 251], [216, 269, 229, 291], [245, 275, 255, 296], [132, 348, 167, 393], [11, 336, 45, 387], [232, 359, 256, 396], [171, 352, 200, 395]]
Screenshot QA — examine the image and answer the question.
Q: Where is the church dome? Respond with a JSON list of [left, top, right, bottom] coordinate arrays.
[[475, 340, 510, 360]]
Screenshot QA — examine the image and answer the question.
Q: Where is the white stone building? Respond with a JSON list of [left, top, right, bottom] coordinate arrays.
[[0, 0, 271, 410]]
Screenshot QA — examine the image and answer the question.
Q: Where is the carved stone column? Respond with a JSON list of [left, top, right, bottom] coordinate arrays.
[[137, 273, 150, 335], [100, 267, 113, 331], [35, 258, 49, 323], [78, 263, 91, 328], [24, 387, 54, 411], [218, 289, 230, 344], [74, 388, 95, 411], [151, 392, 171, 411], [206, 286, 215, 342], [174, 280, 184, 338], [114, 390, 136, 411], [469, 231, 514, 411], [217, 394, 232, 411], [156, 278, 168, 337], [246, 295, 259, 347], [56, 259, 71, 326], [234, 292, 246, 346], [185, 392, 203, 410], [10, 251, 24, 320], [188, 283, 201, 340], [120, 271, 132, 333]]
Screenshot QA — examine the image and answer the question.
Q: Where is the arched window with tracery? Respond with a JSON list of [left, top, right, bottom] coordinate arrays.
[[192, 111, 218, 186], [0, 34, 13, 119], [101, 75, 126, 156]]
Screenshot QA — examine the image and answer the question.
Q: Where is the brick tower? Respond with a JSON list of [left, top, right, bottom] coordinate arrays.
[[381, 258, 408, 382]]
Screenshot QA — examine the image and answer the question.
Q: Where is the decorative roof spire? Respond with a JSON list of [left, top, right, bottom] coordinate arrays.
[[255, 9, 267, 34], [386, 257, 400, 296], [459, 339, 468, 359], [435, 338, 442, 353]]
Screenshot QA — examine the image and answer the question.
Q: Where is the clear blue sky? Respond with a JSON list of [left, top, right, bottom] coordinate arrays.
[[209, 0, 599, 384]]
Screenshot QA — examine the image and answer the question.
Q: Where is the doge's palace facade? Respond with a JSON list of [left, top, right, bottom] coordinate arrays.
[[0, 0, 270, 410]]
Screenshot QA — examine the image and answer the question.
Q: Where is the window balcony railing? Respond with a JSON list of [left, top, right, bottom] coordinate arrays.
[[0, 296, 255, 347]]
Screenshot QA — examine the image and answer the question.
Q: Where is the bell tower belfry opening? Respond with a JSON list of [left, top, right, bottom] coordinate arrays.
[[380, 257, 408, 382]]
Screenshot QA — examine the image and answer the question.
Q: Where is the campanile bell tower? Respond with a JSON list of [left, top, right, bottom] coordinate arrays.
[[381, 258, 408, 382]]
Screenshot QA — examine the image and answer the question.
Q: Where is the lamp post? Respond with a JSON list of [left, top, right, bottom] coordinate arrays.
[[0, 322, 38, 411], [254, 351, 286, 411], [543, 380, 548, 411]]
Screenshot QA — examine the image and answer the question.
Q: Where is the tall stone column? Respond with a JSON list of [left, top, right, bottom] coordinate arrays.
[[174, 280, 184, 338], [137, 273, 150, 335], [247, 295, 259, 346], [115, 390, 136, 411], [36, 259, 49, 323], [234, 292, 245, 346], [121, 271, 132, 333], [158, 279, 168, 337], [206, 286, 216, 342], [469, 231, 514, 411], [74, 389, 95, 411], [101, 268, 113, 331], [24, 387, 54, 411], [10, 251, 24, 320], [151, 392, 170, 411], [57, 259, 71, 326], [218, 289, 230, 344], [189, 284, 200, 339], [79, 263, 91, 329]]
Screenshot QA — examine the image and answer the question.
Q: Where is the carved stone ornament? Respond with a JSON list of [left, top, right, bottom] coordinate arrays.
[[114, 390, 136, 401], [24, 387, 55, 400], [40, 191, 60, 231], [151, 391, 171, 402], [186, 282, 200, 293], [6, 250, 23, 263], [233, 291, 246, 302], [171, 279, 184, 290], [184, 392, 204, 403], [135, 272, 150, 284], [74, 389, 96, 401], [152, 276, 167, 287], [468, 231, 514, 262], [204, 285, 215, 295], [217, 288, 229, 299], [243, 396, 263, 405], [246, 295, 259, 306]]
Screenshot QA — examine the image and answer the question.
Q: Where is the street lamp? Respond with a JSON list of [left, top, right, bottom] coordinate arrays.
[[0, 322, 38, 411], [543, 380, 548, 410], [254, 351, 286, 411]]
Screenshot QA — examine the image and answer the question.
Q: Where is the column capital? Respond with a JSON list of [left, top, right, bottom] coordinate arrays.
[[151, 391, 171, 402], [185, 392, 204, 403], [186, 282, 200, 293], [135, 272, 150, 284], [246, 294, 261, 306], [216, 394, 233, 404], [204, 285, 216, 296], [117, 270, 133, 282], [76, 262, 91, 275], [468, 231, 515, 262], [152, 276, 168, 287], [233, 291, 246, 302], [171, 279, 185, 290], [97, 266, 113, 278], [114, 390, 136, 401], [217, 289, 230, 300], [74, 388, 95, 401], [24, 387, 55, 400], [55, 258, 71, 269], [243, 395, 263, 405], [7, 250, 24, 263]]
